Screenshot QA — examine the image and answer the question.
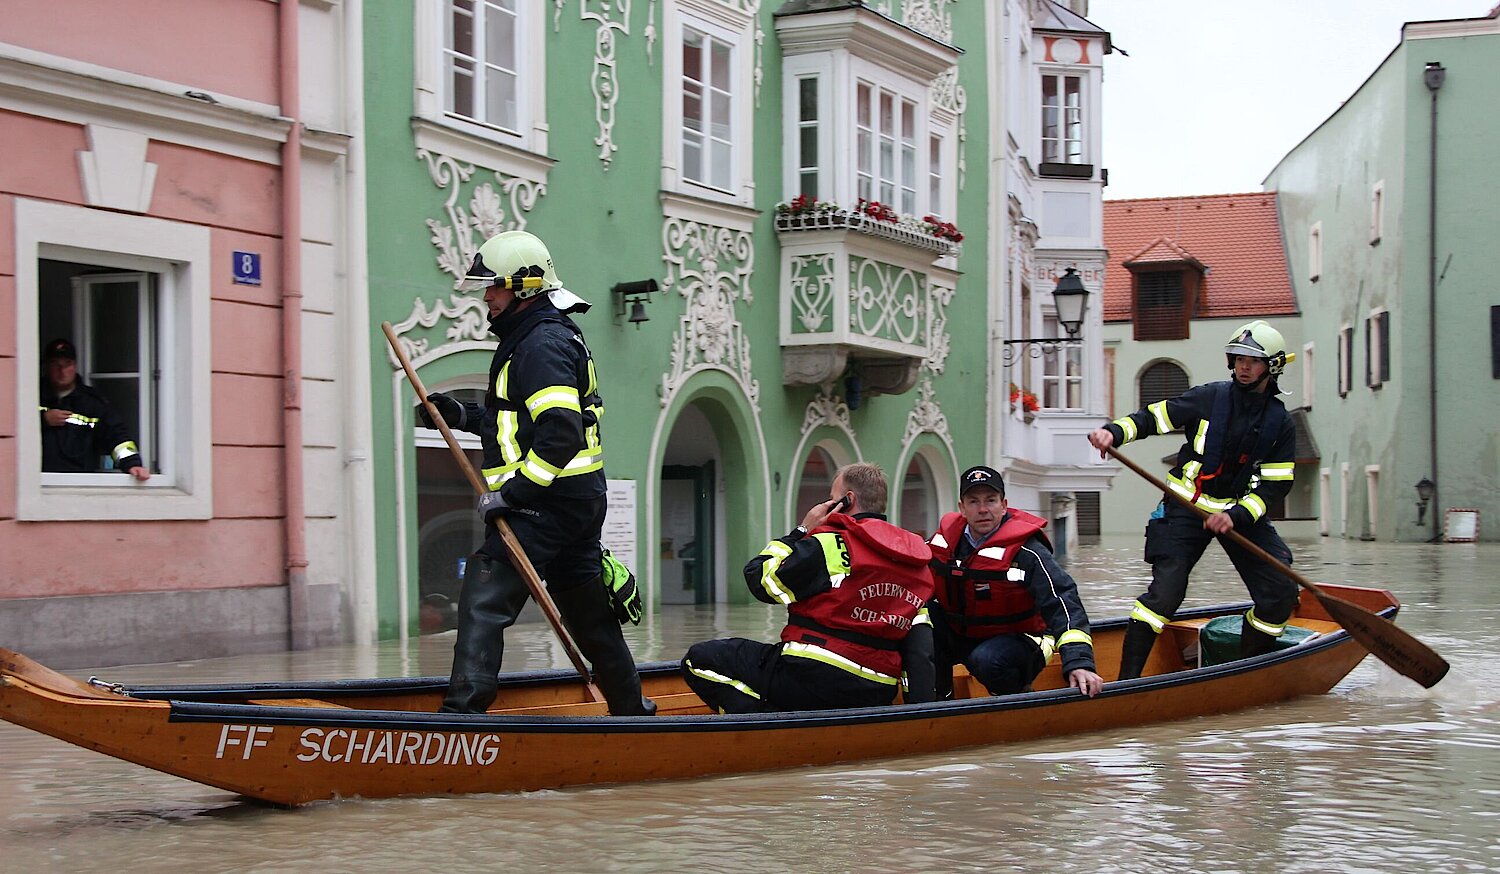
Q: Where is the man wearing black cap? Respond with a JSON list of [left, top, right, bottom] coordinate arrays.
[[39, 338, 151, 480], [926, 465, 1102, 698]]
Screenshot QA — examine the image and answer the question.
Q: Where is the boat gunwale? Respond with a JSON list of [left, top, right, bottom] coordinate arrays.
[[126, 596, 1392, 701], [155, 600, 1390, 735]]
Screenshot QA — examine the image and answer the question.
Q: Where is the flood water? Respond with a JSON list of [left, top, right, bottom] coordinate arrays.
[[3, 535, 1497, 873]]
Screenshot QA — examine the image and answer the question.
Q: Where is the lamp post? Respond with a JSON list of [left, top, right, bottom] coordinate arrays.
[[1003, 267, 1091, 365], [1415, 477, 1436, 526]]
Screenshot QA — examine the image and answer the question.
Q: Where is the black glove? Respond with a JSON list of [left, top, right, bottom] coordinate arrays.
[[417, 392, 466, 430], [476, 490, 510, 524]]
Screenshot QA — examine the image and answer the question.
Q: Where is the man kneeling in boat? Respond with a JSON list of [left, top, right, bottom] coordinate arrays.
[[681, 463, 937, 713], [928, 466, 1103, 699]]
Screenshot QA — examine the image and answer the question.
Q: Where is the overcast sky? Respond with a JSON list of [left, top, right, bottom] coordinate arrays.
[[1094, 0, 1492, 200]]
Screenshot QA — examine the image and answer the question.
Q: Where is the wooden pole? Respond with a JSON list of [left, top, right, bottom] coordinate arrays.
[[1105, 445, 1448, 688]]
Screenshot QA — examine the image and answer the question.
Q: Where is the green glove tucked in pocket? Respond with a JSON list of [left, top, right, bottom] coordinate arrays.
[[601, 549, 643, 625]]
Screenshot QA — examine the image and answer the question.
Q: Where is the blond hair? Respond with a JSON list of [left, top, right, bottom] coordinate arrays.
[[835, 462, 888, 514]]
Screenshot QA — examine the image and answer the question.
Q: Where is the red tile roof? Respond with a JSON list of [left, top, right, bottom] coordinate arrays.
[[1102, 192, 1297, 322]]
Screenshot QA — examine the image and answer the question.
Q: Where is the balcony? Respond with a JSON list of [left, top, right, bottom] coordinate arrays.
[[775, 202, 960, 395]]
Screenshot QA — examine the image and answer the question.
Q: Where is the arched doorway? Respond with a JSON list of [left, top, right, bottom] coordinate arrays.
[[660, 403, 721, 605], [899, 452, 941, 538]]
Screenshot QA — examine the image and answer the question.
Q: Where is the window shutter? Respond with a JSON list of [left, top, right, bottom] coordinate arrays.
[[1139, 360, 1189, 408]]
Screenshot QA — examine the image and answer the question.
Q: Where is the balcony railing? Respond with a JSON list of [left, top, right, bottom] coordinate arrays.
[[774, 208, 961, 258]]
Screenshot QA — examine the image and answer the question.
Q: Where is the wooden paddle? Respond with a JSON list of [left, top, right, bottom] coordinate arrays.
[[1104, 445, 1449, 688], [382, 322, 604, 703]]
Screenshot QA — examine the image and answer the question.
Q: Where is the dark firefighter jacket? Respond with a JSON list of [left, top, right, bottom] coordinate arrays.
[[1102, 380, 1295, 528], [38, 380, 145, 473]]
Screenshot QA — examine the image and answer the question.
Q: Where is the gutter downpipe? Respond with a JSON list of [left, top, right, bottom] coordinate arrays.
[[281, 0, 311, 646], [1423, 61, 1444, 542]]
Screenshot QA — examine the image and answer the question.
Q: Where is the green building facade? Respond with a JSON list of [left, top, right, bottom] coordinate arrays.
[[1265, 13, 1500, 543]]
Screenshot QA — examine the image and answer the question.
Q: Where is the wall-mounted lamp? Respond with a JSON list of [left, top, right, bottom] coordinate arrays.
[[1003, 267, 1090, 366], [613, 279, 659, 327], [1415, 477, 1436, 525]]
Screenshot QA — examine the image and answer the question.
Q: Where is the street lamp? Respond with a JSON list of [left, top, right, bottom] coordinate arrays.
[[1003, 267, 1091, 365], [1414, 477, 1436, 526]]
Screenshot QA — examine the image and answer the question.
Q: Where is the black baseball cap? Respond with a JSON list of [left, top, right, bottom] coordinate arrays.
[[959, 465, 1005, 497], [43, 338, 77, 361]]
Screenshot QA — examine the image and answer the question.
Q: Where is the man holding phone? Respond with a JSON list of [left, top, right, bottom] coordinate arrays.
[[681, 462, 937, 713]]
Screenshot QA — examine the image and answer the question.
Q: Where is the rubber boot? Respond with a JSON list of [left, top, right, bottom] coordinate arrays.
[[1239, 621, 1281, 660], [552, 578, 657, 716], [440, 556, 530, 714], [1117, 619, 1159, 681]]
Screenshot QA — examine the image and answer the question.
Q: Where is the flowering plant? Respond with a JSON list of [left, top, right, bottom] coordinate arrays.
[[921, 215, 964, 242], [854, 198, 900, 223], [1009, 383, 1040, 413], [775, 194, 838, 216]]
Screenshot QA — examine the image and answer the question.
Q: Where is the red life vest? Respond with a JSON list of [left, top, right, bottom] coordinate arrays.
[[782, 514, 934, 678], [928, 510, 1049, 639]]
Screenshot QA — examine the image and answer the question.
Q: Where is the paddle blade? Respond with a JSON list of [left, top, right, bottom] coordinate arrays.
[[1314, 590, 1450, 688]]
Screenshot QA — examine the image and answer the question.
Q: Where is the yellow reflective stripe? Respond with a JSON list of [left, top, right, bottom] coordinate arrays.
[[1260, 462, 1294, 481], [1181, 459, 1202, 484], [1058, 629, 1093, 648], [483, 463, 520, 489], [683, 659, 762, 700], [782, 641, 899, 685], [1113, 416, 1138, 443], [813, 532, 851, 587], [111, 441, 139, 461], [1027, 633, 1057, 663], [520, 452, 563, 487], [911, 605, 932, 627], [1240, 493, 1268, 522], [1192, 420, 1209, 455], [1147, 400, 1174, 433], [496, 365, 522, 464], [1244, 608, 1286, 636], [1130, 600, 1169, 633], [586, 358, 598, 394], [756, 540, 796, 605], [526, 385, 581, 416], [1166, 473, 1238, 511]]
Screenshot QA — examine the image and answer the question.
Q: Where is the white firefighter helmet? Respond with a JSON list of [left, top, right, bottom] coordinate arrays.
[[1225, 319, 1293, 375], [457, 230, 562, 298]]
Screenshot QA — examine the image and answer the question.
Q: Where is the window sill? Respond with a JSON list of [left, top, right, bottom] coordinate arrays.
[[411, 117, 555, 184]]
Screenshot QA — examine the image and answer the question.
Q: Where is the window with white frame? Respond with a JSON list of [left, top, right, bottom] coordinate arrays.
[[795, 75, 821, 198], [1041, 72, 1084, 164], [1337, 325, 1352, 397], [855, 81, 919, 215], [776, 11, 958, 223], [663, 1, 755, 205], [1366, 309, 1390, 388], [412, 0, 549, 181], [682, 25, 734, 191], [1041, 315, 1084, 410], [1309, 222, 1323, 282], [16, 199, 213, 521], [1302, 342, 1315, 409], [1370, 181, 1384, 245]]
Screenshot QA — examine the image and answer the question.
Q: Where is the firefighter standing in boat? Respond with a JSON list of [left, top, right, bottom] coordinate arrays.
[[420, 230, 653, 716], [1088, 320, 1299, 679]]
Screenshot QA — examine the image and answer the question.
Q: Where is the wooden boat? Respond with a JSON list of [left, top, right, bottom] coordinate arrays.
[[0, 584, 1397, 807]]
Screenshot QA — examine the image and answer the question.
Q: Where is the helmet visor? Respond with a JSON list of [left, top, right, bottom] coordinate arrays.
[[455, 275, 495, 292]]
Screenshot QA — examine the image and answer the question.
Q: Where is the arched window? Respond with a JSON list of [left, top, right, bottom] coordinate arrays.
[[796, 446, 837, 517], [899, 454, 940, 539], [1139, 360, 1189, 409]]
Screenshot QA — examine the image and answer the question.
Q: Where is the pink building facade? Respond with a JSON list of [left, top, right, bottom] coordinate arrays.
[[0, 0, 373, 667]]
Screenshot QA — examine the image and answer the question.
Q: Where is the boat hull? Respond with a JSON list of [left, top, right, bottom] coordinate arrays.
[[0, 585, 1396, 806]]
